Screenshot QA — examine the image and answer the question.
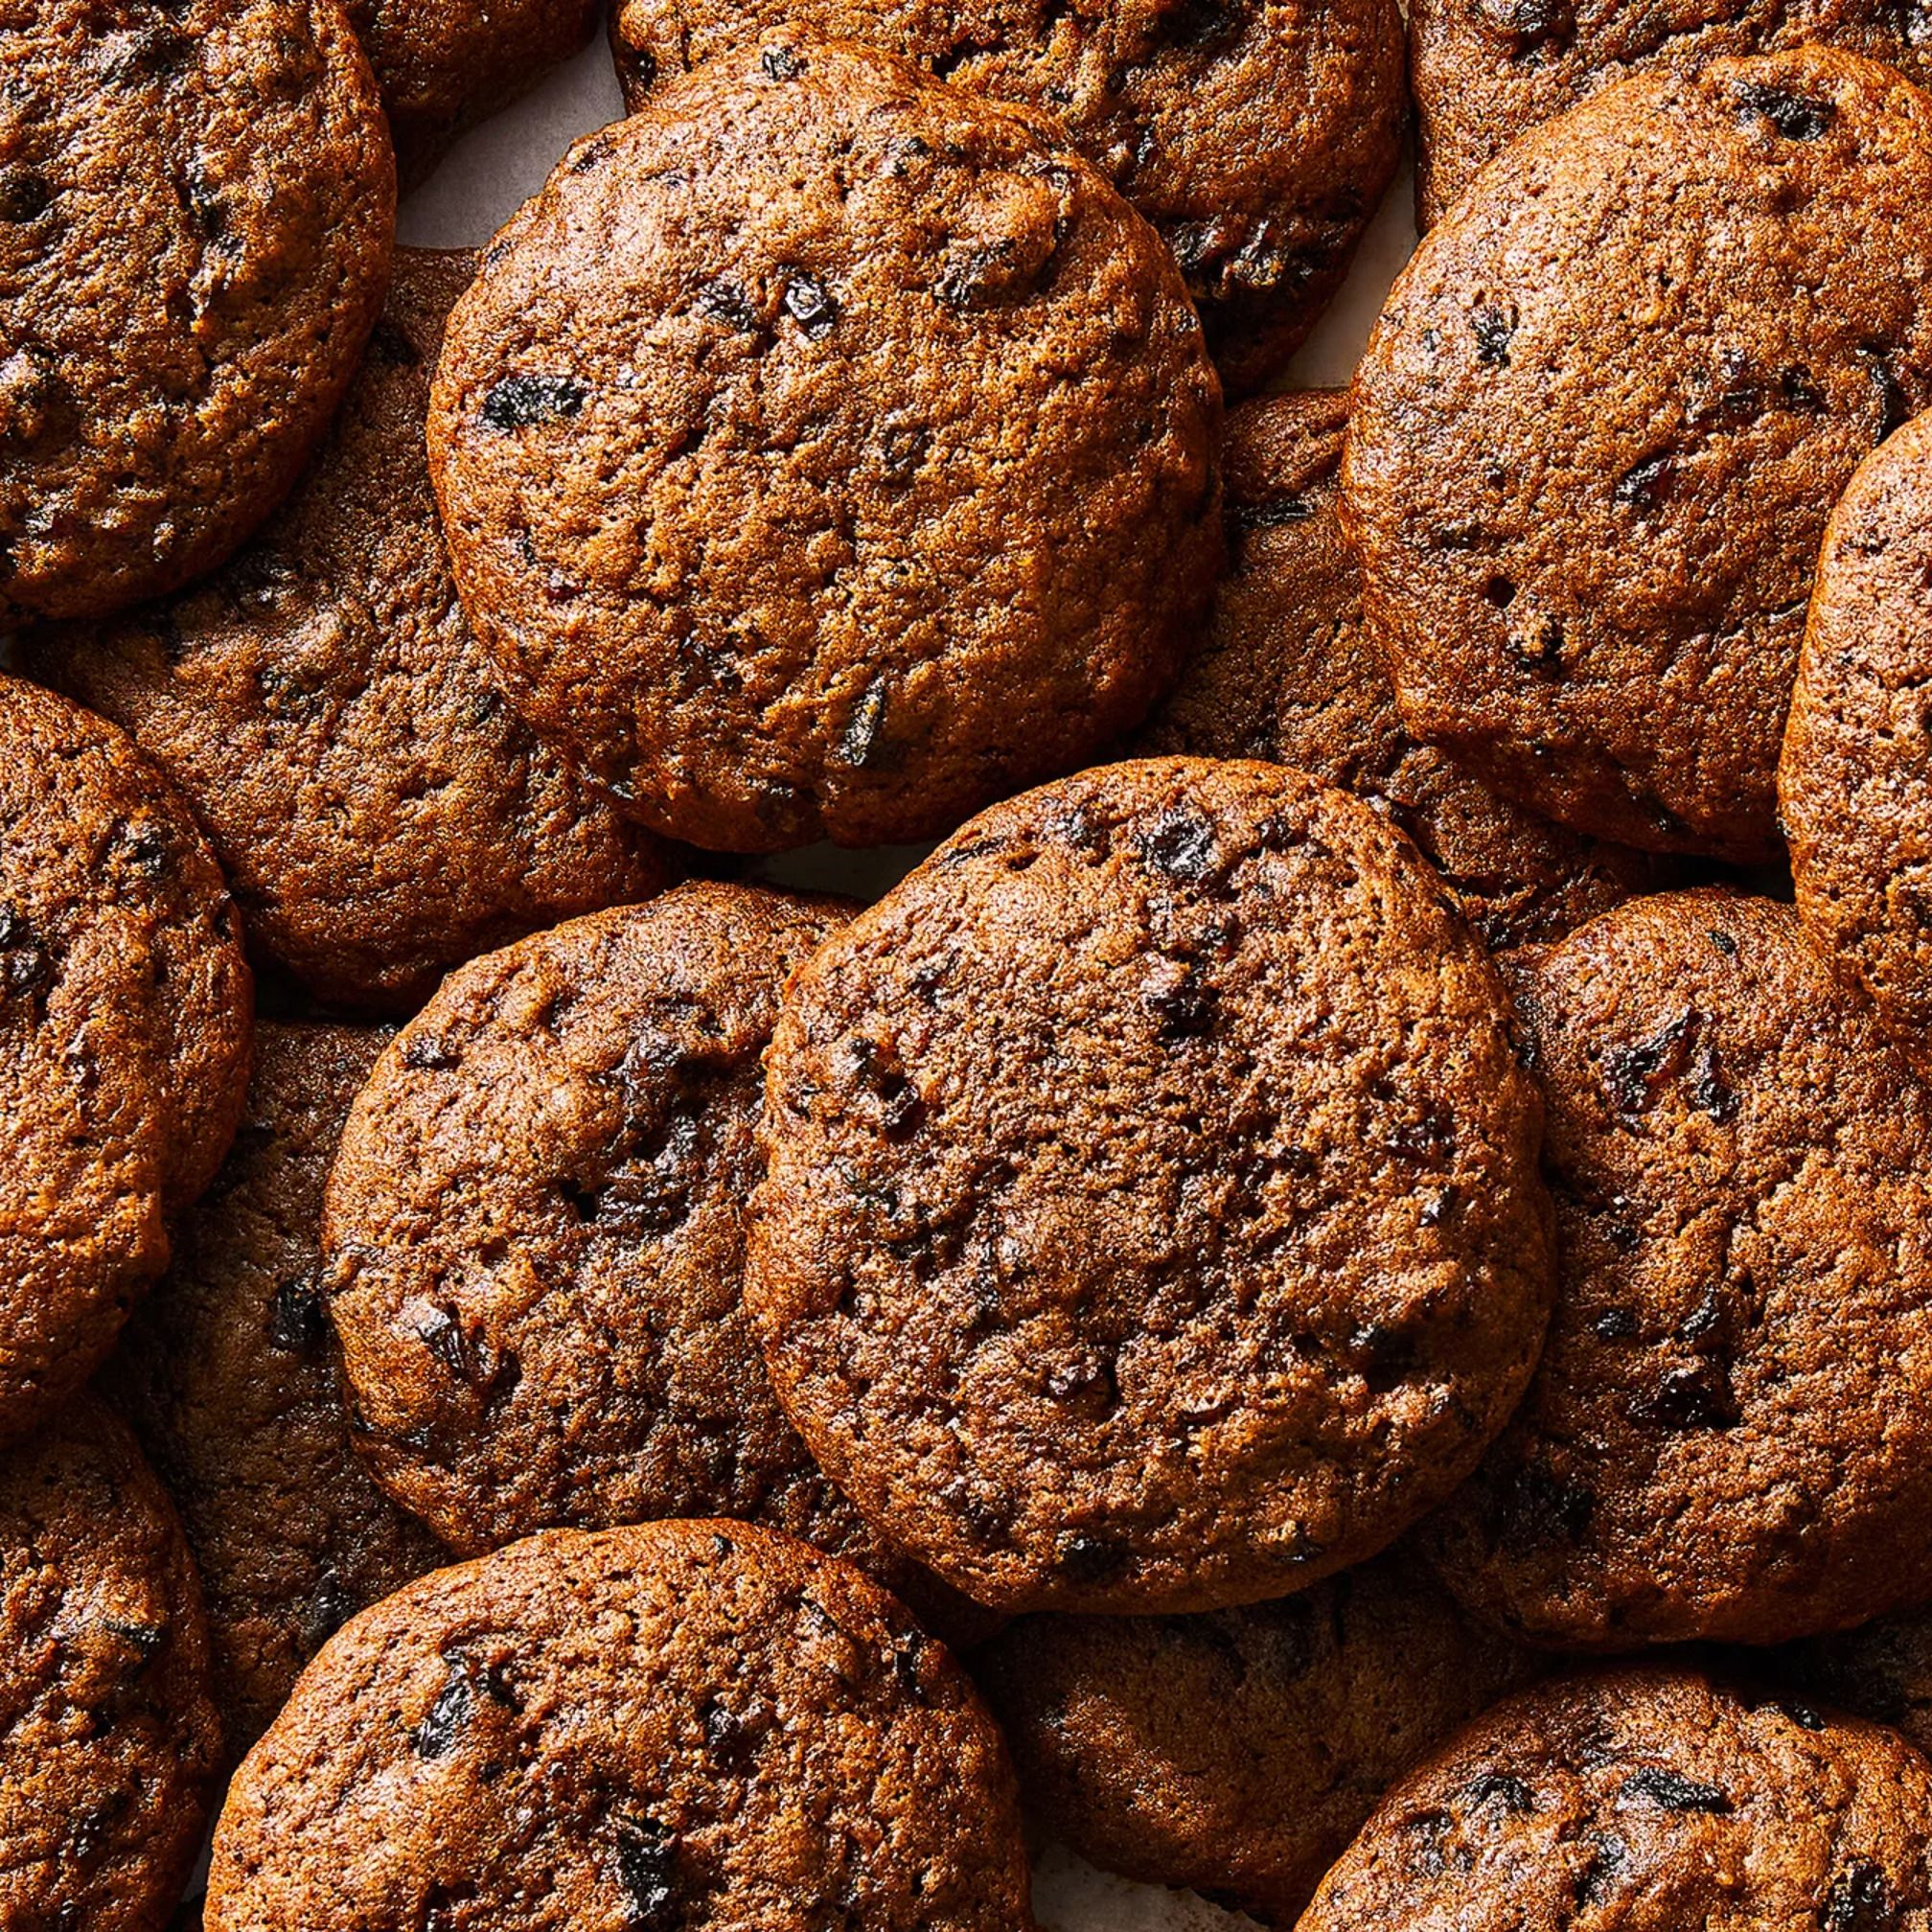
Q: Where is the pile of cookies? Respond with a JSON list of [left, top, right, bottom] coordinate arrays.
[[11, 0, 1932, 1927]]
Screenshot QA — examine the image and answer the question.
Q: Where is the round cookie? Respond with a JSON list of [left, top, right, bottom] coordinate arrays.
[[1782, 1608, 1932, 1760], [205, 1520, 1034, 1932], [1138, 390, 1674, 951], [1344, 46, 1932, 864], [108, 1022, 444, 1766], [0, 0, 394, 624], [1782, 411, 1932, 1080], [0, 674, 252, 1442], [748, 757, 1554, 1615], [1427, 890, 1932, 1648], [29, 250, 676, 1015], [0, 1396, 222, 1932], [977, 1547, 1545, 1924], [1299, 1666, 1932, 1932], [609, 0, 1404, 396], [429, 31, 1223, 853]]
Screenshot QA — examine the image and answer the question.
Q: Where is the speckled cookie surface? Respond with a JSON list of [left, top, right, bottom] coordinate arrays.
[[109, 1022, 443, 1767], [31, 250, 675, 1015], [978, 1546, 1544, 1923], [0, 0, 394, 624], [429, 32, 1223, 853], [609, 0, 1403, 395], [205, 1520, 1035, 1932], [1782, 411, 1932, 1080], [0, 675, 251, 1442], [0, 1396, 222, 1932], [748, 758, 1554, 1614], [1427, 890, 1932, 1648], [1299, 1666, 1932, 1932], [1138, 390, 1673, 950], [1345, 47, 1932, 863]]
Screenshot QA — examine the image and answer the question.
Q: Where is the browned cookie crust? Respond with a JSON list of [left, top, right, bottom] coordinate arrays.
[[748, 758, 1554, 1615], [0, 675, 251, 1442], [1298, 1666, 1932, 1932], [205, 1520, 1035, 1932], [0, 1396, 222, 1932], [977, 1546, 1545, 1923], [429, 32, 1223, 853], [0, 0, 394, 624], [610, 0, 1403, 396], [1138, 390, 1674, 950], [1345, 47, 1932, 864], [31, 251, 675, 1016], [1428, 891, 1932, 1648], [1782, 411, 1932, 1080], [108, 1022, 443, 1767], [1782, 1608, 1932, 1761], [1411, 0, 1932, 225]]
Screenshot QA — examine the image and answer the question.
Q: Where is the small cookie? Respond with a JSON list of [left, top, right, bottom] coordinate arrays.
[[0, 674, 251, 1441], [977, 1546, 1545, 1923], [610, 0, 1404, 395], [1782, 1608, 1932, 1761], [1427, 891, 1932, 1647], [748, 758, 1554, 1614], [1138, 390, 1673, 950], [108, 1022, 444, 1766], [31, 250, 675, 1015], [0, 0, 394, 623], [0, 1396, 222, 1932], [429, 32, 1223, 852], [1782, 410, 1932, 1079], [205, 1520, 1034, 1932], [1299, 1666, 1932, 1931], [1345, 47, 1932, 862]]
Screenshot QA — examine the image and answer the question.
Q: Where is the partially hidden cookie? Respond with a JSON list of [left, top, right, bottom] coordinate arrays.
[[0, 0, 394, 623], [1298, 1666, 1932, 1932], [1427, 890, 1932, 1647], [1345, 47, 1932, 863], [0, 1396, 222, 1932], [610, 0, 1404, 395], [748, 758, 1554, 1615], [108, 1022, 444, 1766], [1138, 390, 1674, 950], [977, 1545, 1545, 1923], [30, 250, 676, 1015], [430, 32, 1223, 852], [0, 674, 252, 1442], [205, 1520, 1035, 1932], [1782, 409, 1932, 1079], [1782, 1608, 1932, 1762]]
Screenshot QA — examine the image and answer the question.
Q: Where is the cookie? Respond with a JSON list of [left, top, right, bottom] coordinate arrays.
[[0, 0, 394, 624], [977, 1546, 1544, 1923], [29, 250, 676, 1015], [205, 1519, 1034, 1931], [609, 0, 1403, 396], [1138, 390, 1674, 950], [1782, 1609, 1932, 1760], [1411, 0, 1932, 225], [0, 1396, 222, 1932], [1427, 890, 1932, 1648], [1782, 410, 1932, 1080], [108, 1022, 444, 1766], [1344, 47, 1932, 864], [1298, 1665, 1932, 1932], [748, 757, 1554, 1615], [429, 32, 1223, 853], [0, 674, 251, 1442]]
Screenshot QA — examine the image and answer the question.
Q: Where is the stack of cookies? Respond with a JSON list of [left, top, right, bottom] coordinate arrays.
[[10, 2, 1932, 1927]]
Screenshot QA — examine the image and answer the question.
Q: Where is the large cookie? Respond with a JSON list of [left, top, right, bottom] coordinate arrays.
[[748, 758, 1554, 1614], [205, 1520, 1035, 1931], [0, 0, 394, 623], [429, 32, 1223, 852], [31, 250, 675, 1015], [1345, 47, 1932, 863]]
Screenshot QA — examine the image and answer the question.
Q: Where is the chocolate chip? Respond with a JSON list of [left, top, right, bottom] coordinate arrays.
[[836, 678, 897, 770], [298, 1568, 353, 1648], [1057, 1532, 1131, 1581], [1465, 1771, 1534, 1813], [1733, 80, 1835, 140], [1859, 344, 1911, 443], [782, 271, 839, 339], [1781, 365, 1826, 412], [614, 1815, 684, 1931], [481, 373, 586, 431], [1230, 494, 1314, 533], [1630, 1359, 1737, 1430], [1134, 803, 1220, 883], [1823, 1863, 1899, 1931], [701, 1700, 756, 1772], [694, 279, 755, 331], [1472, 303, 1516, 365], [1613, 453, 1675, 513], [762, 42, 806, 79], [410, 1669, 472, 1758], [1473, 0, 1574, 52], [1142, 970, 1219, 1039], [401, 1033, 458, 1071], [114, 819, 169, 876], [0, 168, 51, 221], [1602, 1006, 1699, 1115], [268, 1275, 326, 1353], [1710, 928, 1738, 956], [1593, 1306, 1639, 1339], [627, 48, 658, 92], [415, 1305, 481, 1384], [1618, 1766, 1731, 1812], [0, 905, 51, 1002]]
